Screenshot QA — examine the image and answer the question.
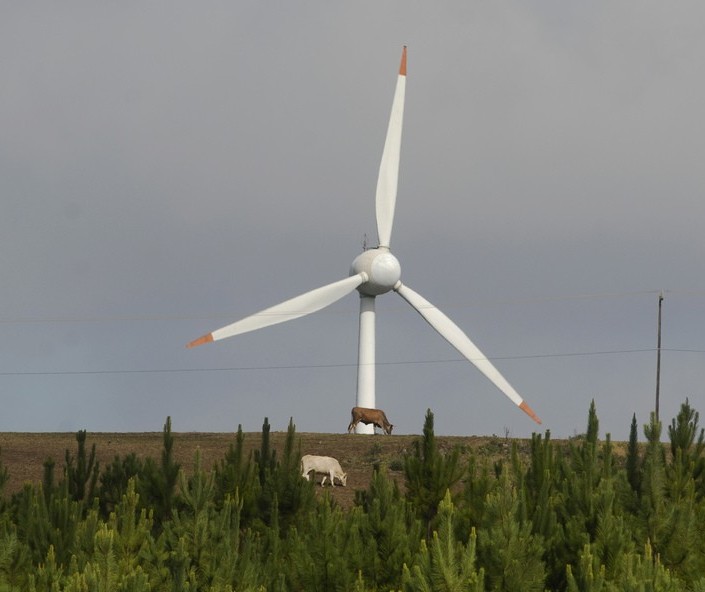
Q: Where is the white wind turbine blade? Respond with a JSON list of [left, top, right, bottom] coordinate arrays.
[[395, 282, 541, 424], [375, 46, 406, 249], [188, 273, 367, 348]]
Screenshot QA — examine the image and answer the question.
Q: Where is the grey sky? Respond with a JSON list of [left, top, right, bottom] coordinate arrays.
[[2, 2, 704, 439]]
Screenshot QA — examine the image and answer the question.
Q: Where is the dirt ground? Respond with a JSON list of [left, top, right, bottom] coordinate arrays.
[[0, 431, 517, 509]]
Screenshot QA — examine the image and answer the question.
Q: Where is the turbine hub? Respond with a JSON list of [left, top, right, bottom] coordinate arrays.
[[350, 248, 401, 296]]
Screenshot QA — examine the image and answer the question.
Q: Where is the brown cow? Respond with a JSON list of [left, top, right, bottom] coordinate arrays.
[[348, 407, 394, 435]]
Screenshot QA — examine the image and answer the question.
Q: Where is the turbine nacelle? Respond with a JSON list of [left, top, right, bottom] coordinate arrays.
[[350, 247, 401, 296]]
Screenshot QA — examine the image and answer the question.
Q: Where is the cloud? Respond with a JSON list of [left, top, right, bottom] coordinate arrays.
[[1, 2, 704, 439]]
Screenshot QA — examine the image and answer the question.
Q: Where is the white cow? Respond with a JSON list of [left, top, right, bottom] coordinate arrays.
[[301, 454, 347, 487]]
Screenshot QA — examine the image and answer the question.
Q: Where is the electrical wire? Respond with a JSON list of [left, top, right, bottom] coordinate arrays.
[[1, 347, 702, 378], [1, 288, 703, 378]]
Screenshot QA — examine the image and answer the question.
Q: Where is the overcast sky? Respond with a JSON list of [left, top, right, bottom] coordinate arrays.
[[2, 2, 704, 440]]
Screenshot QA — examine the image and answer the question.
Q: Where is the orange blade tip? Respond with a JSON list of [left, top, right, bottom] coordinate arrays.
[[520, 401, 542, 425], [399, 46, 407, 76], [187, 334, 214, 348]]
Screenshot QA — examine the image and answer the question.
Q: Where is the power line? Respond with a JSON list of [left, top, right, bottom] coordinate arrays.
[[1, 346, 702, 378]]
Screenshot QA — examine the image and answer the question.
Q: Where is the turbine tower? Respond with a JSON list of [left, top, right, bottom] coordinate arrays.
[[188, 47, 541, 432]]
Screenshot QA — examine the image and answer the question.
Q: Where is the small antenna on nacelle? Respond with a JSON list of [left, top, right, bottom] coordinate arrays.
[[362, 233, 368, 251]]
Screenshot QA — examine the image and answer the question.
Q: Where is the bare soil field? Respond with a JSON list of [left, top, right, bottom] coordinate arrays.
[[0, 431, 529, 509]]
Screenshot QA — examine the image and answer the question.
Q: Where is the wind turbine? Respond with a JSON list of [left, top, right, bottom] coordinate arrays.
[[188, 47, 541, 432]]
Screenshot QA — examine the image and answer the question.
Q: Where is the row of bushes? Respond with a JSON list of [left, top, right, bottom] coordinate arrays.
[[1, 401, 705, 591]]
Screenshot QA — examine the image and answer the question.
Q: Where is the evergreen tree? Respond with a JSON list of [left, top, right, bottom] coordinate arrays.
[[84, 524, 120, 591], [139, 416, 180, 526], [13, 480, 83, 568], [626, 413, 641, 495], [106, 478, 155, 577], [668, 399, 705, 499], [590, 476, 635, 580], [253, 417, 314, 532], [0, 454, 13, 587], [554, 401, 603, 584], [41, 458, 55, 507], [252, 417, 277, 529], [274, 418, 314, 530], [520, 430, 564, 591], [0, 520, 29, 591], [476, 471, 546, 592], [635, 402, 705, 583], [567, 541, 690, 592], [401, 491, 484, 592], [9, 402, 705, 590], [457, 451, 496, 539], [637, 412, 703, 581], [614, 541, 688, 592], [28, 544, 64, 591], [97, 452, 143, 518], [63, 430, 99, 506], [212, 424, 259, 523], [640, 413, 668, 549], [285, 495, 356, 591], [565, 543, 609, 592], [171, 449, 216, 583], [254, 417, 276, 487], [0, 447, 8, 501], [521, 431, 559, 533], [356, 465, 422, 589], [157, 448, 264, 590], [404, 409, 462, 535]]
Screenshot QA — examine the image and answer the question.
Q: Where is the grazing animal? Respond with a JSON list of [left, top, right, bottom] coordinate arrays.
[[348, 406, 394, 435], [301, 454, 347, 487]]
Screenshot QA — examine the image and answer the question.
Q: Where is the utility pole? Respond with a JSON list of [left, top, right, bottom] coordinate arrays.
[[655, 291, 664, 421]]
